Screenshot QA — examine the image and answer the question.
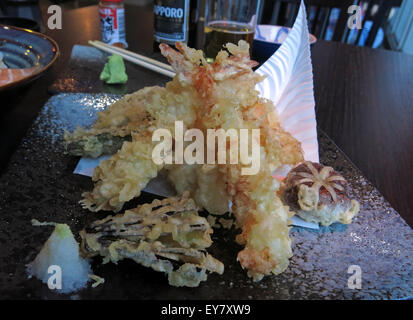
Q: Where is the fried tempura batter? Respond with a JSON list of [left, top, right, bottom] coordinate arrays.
[[80, 193, 224, 287], [159, 42, 303, 280], [166, 163, 230, 215], [75, 75, 200, 212], [70, 41, 304, 280]]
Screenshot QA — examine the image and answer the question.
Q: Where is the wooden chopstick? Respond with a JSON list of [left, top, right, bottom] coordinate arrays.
[[88, 40, 175, 78], [90, 40, 174, 72]]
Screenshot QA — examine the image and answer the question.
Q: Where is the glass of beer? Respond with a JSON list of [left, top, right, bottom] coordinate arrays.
[[203, 0, 260, 62]]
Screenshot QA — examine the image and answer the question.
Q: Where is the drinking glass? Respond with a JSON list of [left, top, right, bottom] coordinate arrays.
[[203, 0, 260, 62]]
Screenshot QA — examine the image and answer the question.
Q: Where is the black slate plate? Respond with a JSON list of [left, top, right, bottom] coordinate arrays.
[[0, 93, 413, 300]]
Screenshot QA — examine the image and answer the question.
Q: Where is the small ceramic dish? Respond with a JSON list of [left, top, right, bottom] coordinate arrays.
[[253, 24, 317, 64], [0, 25, 59, 91]]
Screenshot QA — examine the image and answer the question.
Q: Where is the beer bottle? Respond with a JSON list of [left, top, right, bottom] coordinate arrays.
[[153, 0, 201, 51]]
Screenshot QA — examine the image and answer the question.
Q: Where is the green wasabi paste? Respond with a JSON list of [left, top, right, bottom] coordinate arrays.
[[100, 54, 128, 84]]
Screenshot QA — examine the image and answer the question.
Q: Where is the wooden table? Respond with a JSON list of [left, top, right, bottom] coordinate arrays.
[[1, 3, 412, 228], [312, 42, 413, 227]]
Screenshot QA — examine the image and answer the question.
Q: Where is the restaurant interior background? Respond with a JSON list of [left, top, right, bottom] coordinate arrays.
[[0, 0, 412, 53]]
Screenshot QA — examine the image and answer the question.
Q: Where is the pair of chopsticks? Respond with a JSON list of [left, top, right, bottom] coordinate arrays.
[[88, 40, 175, 78]]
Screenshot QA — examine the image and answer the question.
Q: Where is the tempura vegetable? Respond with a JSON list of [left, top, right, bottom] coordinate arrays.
[[80, 193, 224, 287], [281, 161, 360, 226], [65, 131, 130, 158]]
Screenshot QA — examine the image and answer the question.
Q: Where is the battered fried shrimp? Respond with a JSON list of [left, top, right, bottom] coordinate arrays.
[[75, 40, 305, 280], [80, 193, 224, 287], [166, 163, 230, 215], [161, 41, 303, 280], [78, 67, 199, 212], [80, 133, 164, 212], [230, 169, 293, 280]]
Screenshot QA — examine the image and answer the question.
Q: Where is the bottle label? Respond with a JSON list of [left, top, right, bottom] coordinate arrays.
[[99, 7, 126, 45], [154, 0, 189, 44]]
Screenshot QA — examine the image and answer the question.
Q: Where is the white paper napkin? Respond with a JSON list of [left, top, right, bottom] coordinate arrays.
[[74, 157, 317, 229], [255, 0, 319, 163]]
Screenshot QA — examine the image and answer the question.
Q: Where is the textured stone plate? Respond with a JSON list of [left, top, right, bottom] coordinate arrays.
[[0, 93, 412, 300]]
